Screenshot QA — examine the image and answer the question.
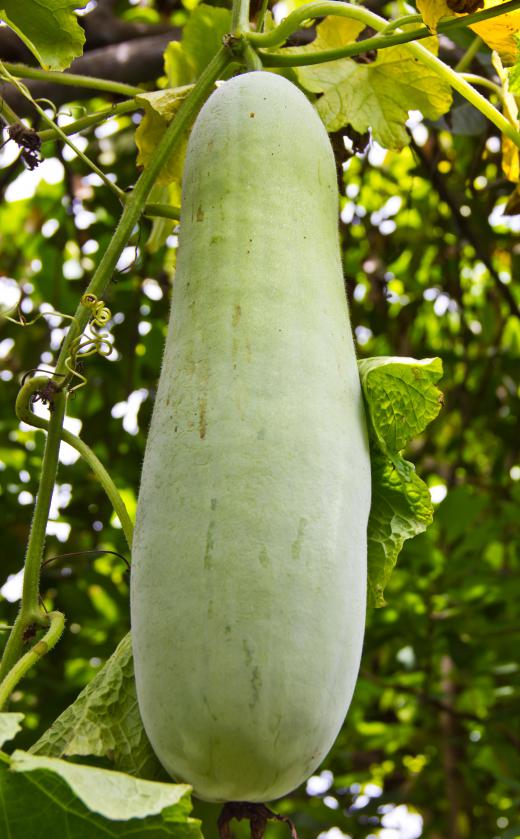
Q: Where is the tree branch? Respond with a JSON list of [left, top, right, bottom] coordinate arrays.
[[0, 32, 178, 117]]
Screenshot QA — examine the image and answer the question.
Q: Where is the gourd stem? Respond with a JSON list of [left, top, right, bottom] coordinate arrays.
[[243, 43, 264, 71]]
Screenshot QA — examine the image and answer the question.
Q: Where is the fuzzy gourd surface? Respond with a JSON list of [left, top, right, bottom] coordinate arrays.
[[131, 71, 371, 803]]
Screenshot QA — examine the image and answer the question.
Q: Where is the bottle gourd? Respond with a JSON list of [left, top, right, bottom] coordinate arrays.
[[131, 71, 371, 803]]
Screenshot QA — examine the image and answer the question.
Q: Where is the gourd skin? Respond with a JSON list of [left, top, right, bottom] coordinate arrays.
[[131, 71, 371, 803]]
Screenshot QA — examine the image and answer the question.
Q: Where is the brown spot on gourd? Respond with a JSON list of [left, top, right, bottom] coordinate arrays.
[[203, 520, 215, 569], [232, 304, 241, 327], [259, 547, 270, 568], [196, 205, 204, 222], [199, 398, 207, 439], [291, 517, 308, 561], [249, 112, 255, 118], [250, 667, 261, 708]]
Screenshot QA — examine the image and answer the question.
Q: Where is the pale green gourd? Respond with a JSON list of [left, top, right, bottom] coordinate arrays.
[[131, 71, 371, 803]]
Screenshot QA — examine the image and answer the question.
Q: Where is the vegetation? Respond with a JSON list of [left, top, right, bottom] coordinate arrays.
[[0, 0, 519, 838]]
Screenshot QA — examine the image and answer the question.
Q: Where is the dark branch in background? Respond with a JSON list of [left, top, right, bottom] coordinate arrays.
[[80, 0, 175, 49], [0, 0, 176, 61], [0, 0, 392, 118], [0, 0, 180, 117], [411, 135, 520, 319], [0, 33, 178, 117]]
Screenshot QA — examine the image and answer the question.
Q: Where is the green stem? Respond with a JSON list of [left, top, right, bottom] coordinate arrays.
[[248, 0, 520, 55], [382, 13, 423, 32], [232, 0, 251, 35], [143, 202, 182, 220], [455, 35, 483, 73], [0, 62, 125, 200], [53, 45, 231, 382], [15, 378, 134, 551], [0, 45, 232, 692], [0, 612, 65, 711], [460, 73, 503, 100], [246, 1, 520, 148], [1, 62, 143, 97], [412, 45, 518, 145], [38, 99, 139, 143], [243, 42, 264, 71], [0, 96, 19, 127], [0, 390, 66, 683], [255, 0, 270, 33]]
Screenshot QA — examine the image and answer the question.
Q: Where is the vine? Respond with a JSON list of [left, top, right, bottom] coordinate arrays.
[[0, 0, 516, 707], [245, 2, 520, 148], [0, 37, 240, 702]]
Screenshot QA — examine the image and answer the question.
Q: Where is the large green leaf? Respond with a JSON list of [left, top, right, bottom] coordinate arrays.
[[30, 633, 163, 780], [277, 16, 452, 148], [164, 4, 232, 88], [358, 356, 443, 453], [359, 356, 443, 606], [0, 1, 87, 71], [366, 453, 434, 607], [0, 750, 201, 838]]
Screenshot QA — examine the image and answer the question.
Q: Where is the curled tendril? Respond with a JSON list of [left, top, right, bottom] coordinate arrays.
[[63, 294, 114, 393], [81, 292, 111, 327], [4, 293, 114, 395]]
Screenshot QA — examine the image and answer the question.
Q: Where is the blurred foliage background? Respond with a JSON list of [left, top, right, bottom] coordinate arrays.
[[0, 1, 519, 838]]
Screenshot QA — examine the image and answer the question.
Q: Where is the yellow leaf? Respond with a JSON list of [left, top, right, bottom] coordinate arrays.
[[492, 51, 520, 182], [417, 0, 520, 62], [135, 88, 192, 187], [471, 0, 520, 64], [416, 0, 452, 31], [293, 28, 452, 148]]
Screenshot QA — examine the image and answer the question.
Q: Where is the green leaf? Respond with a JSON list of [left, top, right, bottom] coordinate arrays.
[[0, 714, 24, 749], [358, 356, 443, 606], [0, 750, 201, 838], [30, 633, 163, 780], [367, 452, 433, 608], [285, 17, 452, 148], [358, 356, 443, 453], [164, 4, 232, 88], [0, 1, 87, 71]]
